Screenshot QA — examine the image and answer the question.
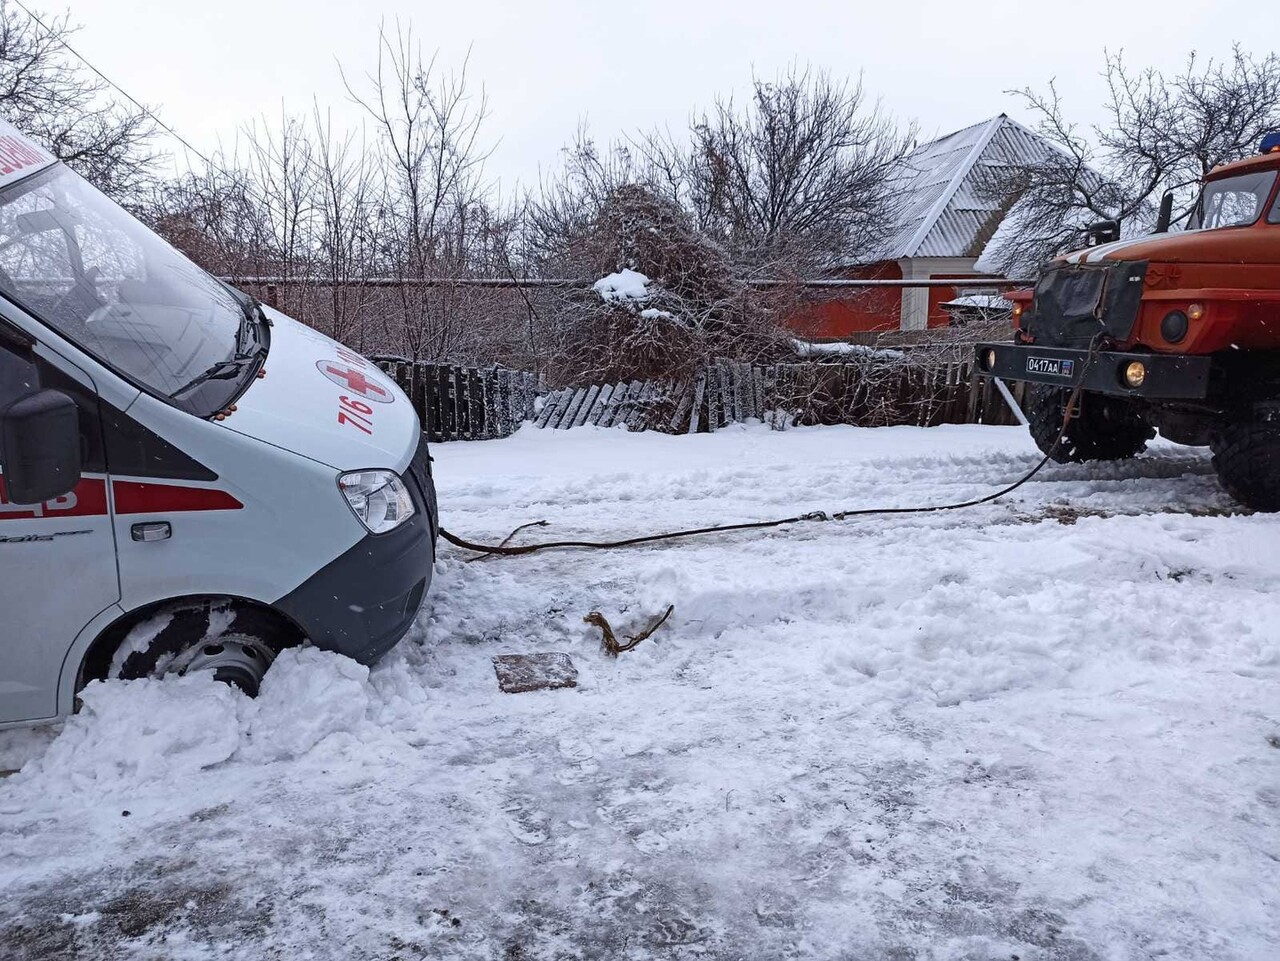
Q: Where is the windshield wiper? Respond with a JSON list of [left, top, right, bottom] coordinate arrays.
[[170, 356, 254, 399], [235, 297, 269, 356], [172, 296, 270, 404]]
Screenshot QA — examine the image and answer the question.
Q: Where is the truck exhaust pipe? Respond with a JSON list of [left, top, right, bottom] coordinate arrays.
[[1154, 191, 1174, 234]]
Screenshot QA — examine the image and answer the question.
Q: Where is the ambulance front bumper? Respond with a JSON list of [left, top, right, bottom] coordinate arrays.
[[275, 474, 437, 664]]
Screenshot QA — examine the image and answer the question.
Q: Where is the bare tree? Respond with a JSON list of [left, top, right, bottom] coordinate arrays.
[[525, 68, 914, 385], [531, 67, 916, 281], [0, 1, 155, 196], [241, 111, 319, 322], [309, 106, 382, 348], [146, 24, 528, 366], [985, 46, 1280, 274], [520, 127, 673, 305], [147, 163, 272, 280], [342, 21, 495, 360], [644, 67, 914, 272]]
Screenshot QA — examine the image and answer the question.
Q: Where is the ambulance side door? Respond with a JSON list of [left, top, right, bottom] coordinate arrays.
[[0, 334, 120, 725]]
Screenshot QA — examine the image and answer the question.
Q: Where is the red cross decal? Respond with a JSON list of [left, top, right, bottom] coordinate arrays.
[[317, 361, 394, 403]]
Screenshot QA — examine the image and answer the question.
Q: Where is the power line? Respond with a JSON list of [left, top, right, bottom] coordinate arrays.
[[221, 276, 1034, 290], [9, 0, 219, 171]]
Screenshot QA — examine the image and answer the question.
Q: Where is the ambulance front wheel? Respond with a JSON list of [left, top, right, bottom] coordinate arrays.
[[171, 634, 276, 696], [108, 600, 298, 697]]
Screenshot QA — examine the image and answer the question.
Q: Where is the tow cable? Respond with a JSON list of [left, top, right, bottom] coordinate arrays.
[[440, 348, 1099, 560]]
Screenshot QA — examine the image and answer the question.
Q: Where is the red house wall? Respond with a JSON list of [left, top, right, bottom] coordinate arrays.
[[786, 263, 1004, 336], [786, 261, 903, 337], [926, 274, 978, 328]]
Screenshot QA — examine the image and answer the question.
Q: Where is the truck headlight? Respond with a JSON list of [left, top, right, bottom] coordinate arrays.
[[338, 470, 415, 534], [1160, 310, 1189, 344]]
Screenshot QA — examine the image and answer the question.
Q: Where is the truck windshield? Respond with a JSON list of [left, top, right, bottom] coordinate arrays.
[[1193, 170, 1278, 230], [0, 163, 263, 416]]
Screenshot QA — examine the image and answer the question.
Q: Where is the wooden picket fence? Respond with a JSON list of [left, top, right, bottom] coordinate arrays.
[[535, 374, 709, 433], [371, 358, 544, 442], [536, 359, 1023, 434], [369, 356, 1027, 442]]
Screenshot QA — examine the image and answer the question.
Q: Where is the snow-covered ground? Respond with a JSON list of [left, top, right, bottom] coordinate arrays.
[[2, 422, 1278, 960]]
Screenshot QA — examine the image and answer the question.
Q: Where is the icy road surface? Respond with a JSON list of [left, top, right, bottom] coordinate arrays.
[[2, 423, 1278, 961]]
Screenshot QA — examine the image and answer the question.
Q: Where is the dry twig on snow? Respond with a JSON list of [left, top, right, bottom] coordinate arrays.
[[584, 605, 675, 657]]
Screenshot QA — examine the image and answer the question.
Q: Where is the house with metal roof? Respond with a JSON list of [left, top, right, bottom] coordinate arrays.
[[794, 114, 1066, 336]]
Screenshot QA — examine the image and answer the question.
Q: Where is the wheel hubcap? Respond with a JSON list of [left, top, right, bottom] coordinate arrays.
[[178, 637, 275, 695]]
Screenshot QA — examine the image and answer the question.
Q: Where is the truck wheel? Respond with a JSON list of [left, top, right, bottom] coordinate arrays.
[[1026, 384, 1155, 463], [1210, 406, 1280, 512], [112, 602, 281, 697]]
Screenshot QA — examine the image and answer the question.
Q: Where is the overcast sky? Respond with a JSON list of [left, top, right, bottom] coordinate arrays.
[[68, 0, 1276, 191]]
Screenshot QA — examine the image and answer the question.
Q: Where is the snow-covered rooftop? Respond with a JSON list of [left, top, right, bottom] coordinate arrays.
[[939, 294, 1014, 311], [866, 114, 1068, 264]]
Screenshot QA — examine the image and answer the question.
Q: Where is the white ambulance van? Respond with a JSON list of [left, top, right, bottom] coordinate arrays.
[[0, 120, 437, 727]]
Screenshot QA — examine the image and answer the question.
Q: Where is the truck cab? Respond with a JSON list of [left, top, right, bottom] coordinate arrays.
[[979, 133, 1280, 511], [0, 120, 437, 728], [1005, 144, 1280, 357]]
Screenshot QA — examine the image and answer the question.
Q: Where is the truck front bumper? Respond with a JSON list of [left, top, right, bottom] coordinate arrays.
[[975, 343, 1213, 400]]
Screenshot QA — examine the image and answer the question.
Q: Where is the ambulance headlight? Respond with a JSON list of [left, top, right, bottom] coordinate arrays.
[[338, 470, 415, 534]]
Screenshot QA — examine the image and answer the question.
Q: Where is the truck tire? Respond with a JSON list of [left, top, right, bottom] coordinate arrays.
[[1211, 405, 1280, 512], [1027, 385, 1154, 463]]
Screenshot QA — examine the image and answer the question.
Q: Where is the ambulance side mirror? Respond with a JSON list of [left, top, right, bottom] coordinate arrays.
[[0, 389, 82, 505]]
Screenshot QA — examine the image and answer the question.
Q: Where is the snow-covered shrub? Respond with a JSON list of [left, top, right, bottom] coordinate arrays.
[[539, 184, 786, 386]]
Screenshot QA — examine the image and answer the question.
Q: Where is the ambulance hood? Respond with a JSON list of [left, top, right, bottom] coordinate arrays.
[[222, 308, 420, 473]]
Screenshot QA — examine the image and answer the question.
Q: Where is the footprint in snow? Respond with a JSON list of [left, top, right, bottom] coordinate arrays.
[[646, 911, 710, 946], [556, 737, 594, 761], [555, 759, 601, 786], [632, 830, 670, 854], [502, 798, 551, 846], [554, 736, 601, 785]]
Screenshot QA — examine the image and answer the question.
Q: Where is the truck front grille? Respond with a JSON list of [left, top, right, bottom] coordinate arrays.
[[1029, 260, 1148, 348]]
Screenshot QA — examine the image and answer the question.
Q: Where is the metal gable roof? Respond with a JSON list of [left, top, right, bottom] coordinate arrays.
[[867, 114, 1061, 263]]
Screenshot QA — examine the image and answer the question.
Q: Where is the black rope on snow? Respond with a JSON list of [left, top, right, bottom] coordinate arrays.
[[437, 449, 1058, 557], [439, 343, 1102, 560]]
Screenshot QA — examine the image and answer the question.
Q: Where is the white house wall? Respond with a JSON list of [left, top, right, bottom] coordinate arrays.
[[897, 257, 984, 330]]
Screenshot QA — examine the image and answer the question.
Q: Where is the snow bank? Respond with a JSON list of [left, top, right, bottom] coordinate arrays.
[[790, 337, 905, 359], [240, 647, 371, 762], [21, 675, 242, 790], [7, 648, 376, 797]]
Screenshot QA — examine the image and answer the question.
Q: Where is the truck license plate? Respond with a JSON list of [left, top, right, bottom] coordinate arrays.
[[1026, 356, 1076, 378]]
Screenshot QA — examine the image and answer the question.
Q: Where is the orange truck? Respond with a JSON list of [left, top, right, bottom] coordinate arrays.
[[978, 132, 1280, 511]]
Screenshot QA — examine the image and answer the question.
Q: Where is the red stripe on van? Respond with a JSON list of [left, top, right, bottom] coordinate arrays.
[[0, 476, 109, 519], [112, 481, 243, 515]]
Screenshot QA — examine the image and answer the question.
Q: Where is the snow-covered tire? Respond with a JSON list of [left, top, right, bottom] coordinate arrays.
[[1210, 405, 1280, 512], [1026, 385, 1154, 463], [112, 602, 279, 696]]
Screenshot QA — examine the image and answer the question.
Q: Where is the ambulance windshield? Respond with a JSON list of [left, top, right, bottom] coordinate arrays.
[[0, 162, 264, 416]]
